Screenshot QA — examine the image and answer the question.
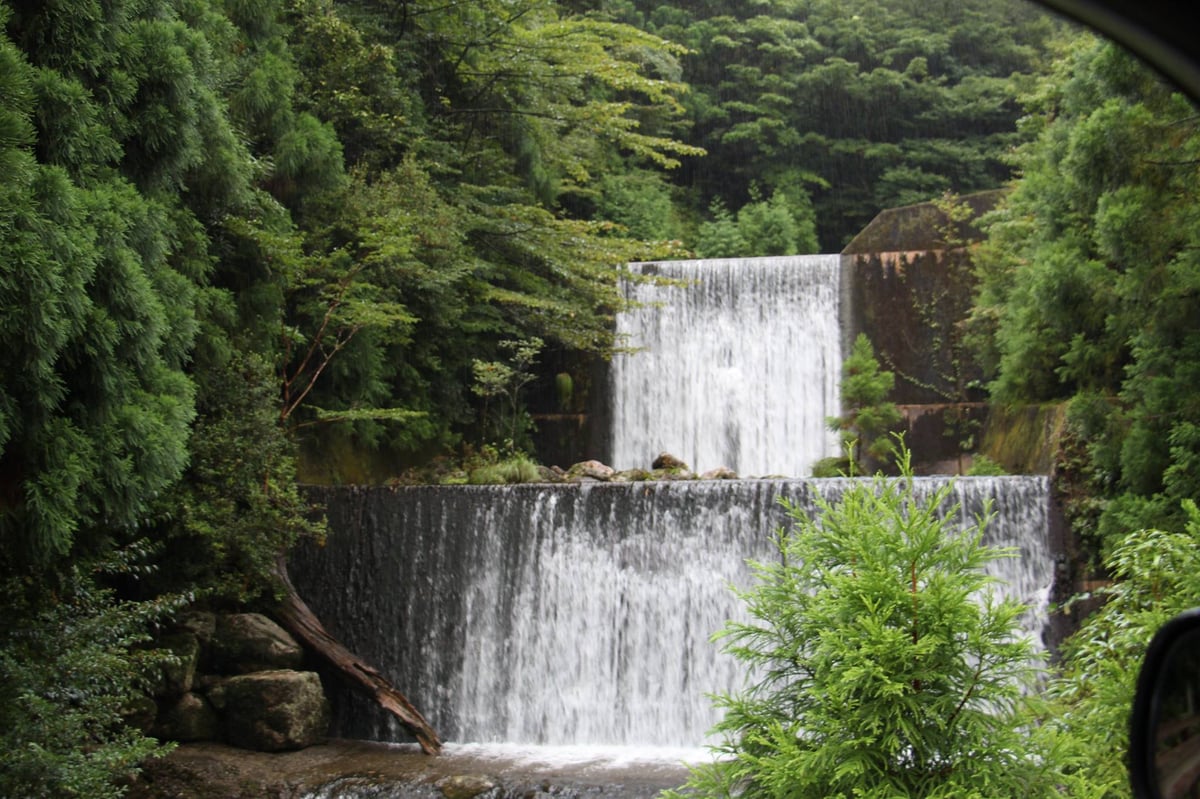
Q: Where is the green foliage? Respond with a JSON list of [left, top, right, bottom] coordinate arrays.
[[636, 0, 1065, 248], [695, 196, 748, 257], [672, 451, 1061, 799], [696, 185, 819, 257], [467, 456, 544, 485], [153, 352, 326, 605], [0, 0, 211, 566], [594, 168, 684, 241], [0, 547, 184, 798], [828, 333, 902, 474], [972, 38, 1200, 541], [473, 337, 544, 453], [965, 455, 1006, 476], [1044, 503, 1200, 799]]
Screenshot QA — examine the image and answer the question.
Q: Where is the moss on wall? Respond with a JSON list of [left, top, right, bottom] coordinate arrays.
[[979, 403, 1068, 475]]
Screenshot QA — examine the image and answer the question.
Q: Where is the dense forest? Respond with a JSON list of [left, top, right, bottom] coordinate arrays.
[[2, 0, 1199, 795]]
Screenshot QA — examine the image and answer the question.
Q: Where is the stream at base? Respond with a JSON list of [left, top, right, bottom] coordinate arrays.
[[296, 742, 701, 799]]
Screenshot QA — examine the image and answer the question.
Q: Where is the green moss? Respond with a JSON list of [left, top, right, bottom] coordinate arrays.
[[979, 403, 1068, 474]]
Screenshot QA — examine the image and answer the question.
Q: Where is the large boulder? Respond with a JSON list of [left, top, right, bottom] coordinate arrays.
[[209, 670, 330, 752], [209, 613, 305, 674]]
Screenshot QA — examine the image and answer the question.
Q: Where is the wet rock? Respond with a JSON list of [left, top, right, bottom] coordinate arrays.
[[176, 610, 217, 643], [210, 670, 330, 752], [566, 460, 615, 482], [437, 774, 497, 799], [537, 464, 567, 482], [210, 613, 304, 674], [651, 452, 689, 471], [123, 694, 160, 734], [700, 467, 738, 480]]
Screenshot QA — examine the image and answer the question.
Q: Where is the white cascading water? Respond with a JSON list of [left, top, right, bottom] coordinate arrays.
[[292, 476, 1056, 749], [286, 251, 1060, 781], [609, 256, 843, 477]]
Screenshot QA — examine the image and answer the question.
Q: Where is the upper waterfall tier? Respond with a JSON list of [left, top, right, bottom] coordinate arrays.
[[608, 255, 844, 477]]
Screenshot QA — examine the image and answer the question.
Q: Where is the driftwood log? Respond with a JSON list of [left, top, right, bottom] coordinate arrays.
[[272, 556, 443, 754]]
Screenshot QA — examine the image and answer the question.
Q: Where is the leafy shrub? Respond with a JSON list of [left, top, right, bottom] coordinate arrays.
[[0, 548, 182, 799], [1044, 502, 1200, 799], [669, 450, 1062, 799], [467, 456, 542, 484], [966, 454, 1007, 476]]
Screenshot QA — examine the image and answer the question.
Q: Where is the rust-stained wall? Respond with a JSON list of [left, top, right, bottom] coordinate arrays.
[[841, 190, 1004, 408]]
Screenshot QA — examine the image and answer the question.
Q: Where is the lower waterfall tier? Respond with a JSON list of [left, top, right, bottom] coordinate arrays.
[[289, 477, 1059, 748]]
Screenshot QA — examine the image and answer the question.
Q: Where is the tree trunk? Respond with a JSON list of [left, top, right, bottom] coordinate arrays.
[[271, 556, 443, 754]]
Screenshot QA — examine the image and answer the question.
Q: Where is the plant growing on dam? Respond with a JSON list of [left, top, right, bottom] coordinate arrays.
[[821, 333, 902, 475], [669, 450, 1063, 799]]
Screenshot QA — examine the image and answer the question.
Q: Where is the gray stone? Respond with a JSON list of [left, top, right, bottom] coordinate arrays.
[[176, 610, 217, 643], [437, 774, 497, 799], [210, 613, 304, 674], [651, 452, 689, 471], [157, 631, 200, 696], [155, 692, 221, 742], [699, 467, 738, 480], [566, 460, 615, 482], [214, 669, 330, 752]]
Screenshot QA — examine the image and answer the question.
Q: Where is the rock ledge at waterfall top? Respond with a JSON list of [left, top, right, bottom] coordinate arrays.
[[548, 452, 740, 483]]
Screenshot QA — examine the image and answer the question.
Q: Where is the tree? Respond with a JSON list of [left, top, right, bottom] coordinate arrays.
[[670, 451, 1062, 799], [971, 37, 1200, 549], [0, 0, 211, 567], [826, 333, 902, 474], [695, 196, 749, 257], [276, 0, 700, 462], [628, 0, 1066, 249], [695, 186, 820, 257], [472, 337, 544, 453]]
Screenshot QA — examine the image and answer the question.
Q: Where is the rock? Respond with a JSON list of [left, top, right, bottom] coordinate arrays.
[[566, 460, 615, 482], [122, 694, 160, 734], [437, 774, 497, 799], [210, 613, 305, 674], [536, 464, 567, 482], [652, 468, 696, 481], [699, 467, 739, 480], [176, 610, 217, 643], [155, 692, 221, 742], [651, 452, 689, 471], [157, 631, 201, 697], [210, 670, 330, 752]]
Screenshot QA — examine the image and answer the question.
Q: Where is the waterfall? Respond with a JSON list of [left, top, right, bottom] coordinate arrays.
[[290, 475, 1056, 749], [608, 256, 843, 477]]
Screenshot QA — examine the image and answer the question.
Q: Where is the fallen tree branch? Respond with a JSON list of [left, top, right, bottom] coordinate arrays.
[[271, 555, 442, 754]]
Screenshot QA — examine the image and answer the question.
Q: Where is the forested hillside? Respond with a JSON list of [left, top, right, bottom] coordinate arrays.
[[3, 0, 1198, 795], [607, 0, 1063, 249]]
